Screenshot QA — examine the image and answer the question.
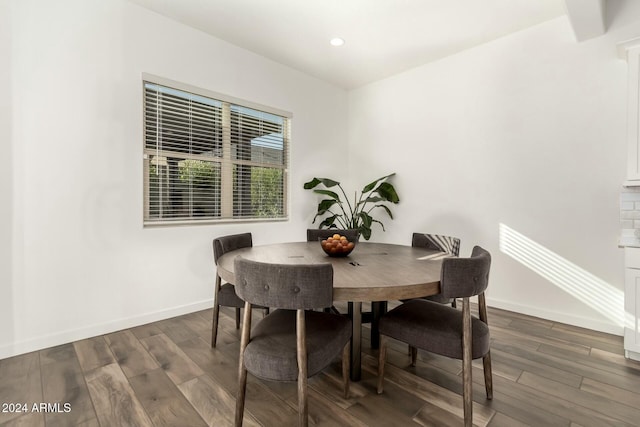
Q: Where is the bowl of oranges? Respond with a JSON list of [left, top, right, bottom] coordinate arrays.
[[320, 233, 356, 257]]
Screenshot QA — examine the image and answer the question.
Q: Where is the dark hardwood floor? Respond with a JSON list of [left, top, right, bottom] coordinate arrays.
[[1, 302, 639, 426]]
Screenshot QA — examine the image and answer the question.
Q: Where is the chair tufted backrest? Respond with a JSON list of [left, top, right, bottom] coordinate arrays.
[[213, 233, 253, 264], [306, 229, 359, 242], [440, 246, 491, 299], [411, 233, 461, 257], [234, 257, 334, 310]]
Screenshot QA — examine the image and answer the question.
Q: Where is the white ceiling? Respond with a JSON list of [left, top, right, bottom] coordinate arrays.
[[129, 0, 569, 89]]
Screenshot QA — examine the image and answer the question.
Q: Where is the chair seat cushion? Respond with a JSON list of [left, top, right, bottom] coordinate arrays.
[[379, 299, 490, 360], [244, 309, 352, 381], [218, 283, 245, 308]]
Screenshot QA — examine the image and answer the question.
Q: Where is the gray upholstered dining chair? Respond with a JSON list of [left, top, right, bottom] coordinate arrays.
[[411, 232, 461, 307], [306, 228, 359, 243], [377, 246, 493, 427], [234, 258, 352, 427], [306, 229, 359, 314], [211, 233, 268, 348]]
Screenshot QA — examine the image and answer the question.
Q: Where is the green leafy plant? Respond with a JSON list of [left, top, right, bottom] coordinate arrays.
[[303, 173, 400, 240]]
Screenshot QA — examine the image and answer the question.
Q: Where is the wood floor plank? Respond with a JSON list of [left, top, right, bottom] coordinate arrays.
[[39, 345, 85, 401], [511, 319, 622, 354], [488, 374, 601, 427], [537, 342, 636, 378], [495, 309, 554, 328], [485, 389, 571, 427], [39, 344, 98, 427], [579, 377, 640, 409], [140, 333, 204, 385], [403, 356, 572, 426], [65, 419, 100, 427], [104, 330, 159, 378], [493, 321, 593, 356], [181, 312, 214, 339], [39, 344, 76, 366], [491, 347, 582, 388], [362, 353, 495, 426], [177, 374, 260, 427], [294, 387, 369, 427], [588, 347, 640, 374], [0, 352, 42, 425], [491, 337, 640, 394], [155, 317, 201, 344], [128, 368, 207, 427], [0, 412, 45, 427], [487, 412, 532, 427], [41, 385, 97, 427], [130, 322, 164, 340], [74, 336, 116, 373], [85, 362, 153, 426], [551, 322, 624, 346], [500, 373, 631, 427], [0, 351, 40, 378], [345, 379, 424, 426], [487, 327, 541, 352], [241, 379, 299, 426], [174, 337, 239, 395], [518, 371, 640, 426], [308, 363, 369, 410], [412, 400, 468, 427]]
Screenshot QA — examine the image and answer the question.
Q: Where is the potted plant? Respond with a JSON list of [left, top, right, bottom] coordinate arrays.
[[303, 173, 400, 240]]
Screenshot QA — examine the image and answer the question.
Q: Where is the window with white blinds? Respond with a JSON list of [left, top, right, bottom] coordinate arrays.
[[143, 76, 290, 225]]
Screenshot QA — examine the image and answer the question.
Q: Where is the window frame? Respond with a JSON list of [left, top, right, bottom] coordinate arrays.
[[142, 73, 291, 226]]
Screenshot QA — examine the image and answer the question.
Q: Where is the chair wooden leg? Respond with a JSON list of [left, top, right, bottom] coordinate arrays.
[[478, 292, 489, 324], [342, 342, 350, 399], [451, 298, 457, 309], [377, 335, 387, 394], [211, 275, 222, 348], [483, 351, 493, 399], [410, 346, 418, 367], [478, 292, 493, 399], [235, 307, 241, 329], [235, 302, 252, 427], [235, 364, 248, 427], [296, 309, 308, 427], [462, 297, 473, 427], [263, 307, 269, 317]]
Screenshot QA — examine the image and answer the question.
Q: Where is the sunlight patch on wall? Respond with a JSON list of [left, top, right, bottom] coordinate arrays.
[[499, 223, 624, 327]]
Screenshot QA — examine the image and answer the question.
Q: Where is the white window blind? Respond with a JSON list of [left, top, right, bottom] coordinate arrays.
[[143, 77, 290, 225]]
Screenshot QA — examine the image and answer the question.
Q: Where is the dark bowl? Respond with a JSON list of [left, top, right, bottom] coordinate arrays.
[[319, 234, 357, 257]]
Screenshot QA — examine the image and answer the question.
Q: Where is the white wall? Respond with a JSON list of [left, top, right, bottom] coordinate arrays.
[[348, 16, 640, 334], [2, 0, 348, 358], [1, 0, 14, 352]]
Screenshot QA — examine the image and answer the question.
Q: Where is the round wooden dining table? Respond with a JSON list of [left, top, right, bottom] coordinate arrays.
[[216, 241, 445, 380]]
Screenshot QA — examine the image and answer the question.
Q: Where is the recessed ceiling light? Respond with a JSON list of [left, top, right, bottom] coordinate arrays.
[[330, 38, 345, 47]]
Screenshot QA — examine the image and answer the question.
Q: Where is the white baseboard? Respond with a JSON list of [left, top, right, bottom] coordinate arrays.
[[0, 299, 214, 360], [625, 349, 640, 361], [487, 297, 624, 336]]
